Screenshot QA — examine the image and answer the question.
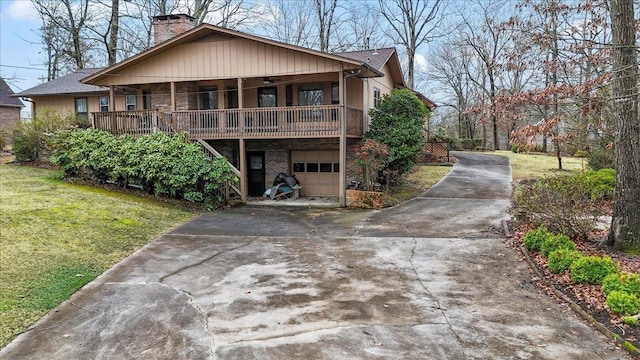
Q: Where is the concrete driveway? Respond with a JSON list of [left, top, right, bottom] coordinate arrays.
[[1, 152, 627, 359]]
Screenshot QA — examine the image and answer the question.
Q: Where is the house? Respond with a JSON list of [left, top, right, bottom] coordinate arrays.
[[0, 78, 24, 144], [12, 68, 124, 120], [16, 14, 435, 206]]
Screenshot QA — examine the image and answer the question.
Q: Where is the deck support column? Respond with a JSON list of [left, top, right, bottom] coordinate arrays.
[[339, 68, 346, 207], [170, 81, 176, 111], [239, 138, 247, 202]]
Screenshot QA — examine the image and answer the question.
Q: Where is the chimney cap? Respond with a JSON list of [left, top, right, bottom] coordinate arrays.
[[152, 13, 196, 22]]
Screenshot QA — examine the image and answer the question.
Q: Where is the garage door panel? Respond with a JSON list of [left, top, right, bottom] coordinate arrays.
[[291, 151, 339, 197]]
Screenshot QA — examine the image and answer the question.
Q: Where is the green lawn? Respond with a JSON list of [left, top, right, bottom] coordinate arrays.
[[391, 164, 452, 202], [489, 151, 586, 180], [0, 164, 195, 348]]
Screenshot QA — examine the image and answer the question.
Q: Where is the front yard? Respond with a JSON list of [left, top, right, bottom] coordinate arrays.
[[0, 164, 195, 348]]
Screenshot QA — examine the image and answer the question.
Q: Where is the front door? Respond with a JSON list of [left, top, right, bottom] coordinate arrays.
[[247, 151, 265, 197]]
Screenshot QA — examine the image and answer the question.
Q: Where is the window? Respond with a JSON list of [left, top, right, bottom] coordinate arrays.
[[99, 96, 109, 112], [285, 85, 293, 106], [306, 163, 319, 172], [298, 84, 324, 106], [143, 91, 152, 110], [373, 87, 381, 107], [258, 87, 277, 107], [293, 163, 305, 172], [75, 98, 88, 119], [319, 163, 332, 172], [331, 83, 339, 104], [126, 95, 136, 111], [200, 87, 218, 110]]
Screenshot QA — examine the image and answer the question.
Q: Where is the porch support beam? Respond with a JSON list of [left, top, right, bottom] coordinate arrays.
[[170, 81, 176, 111], [339, 67, 346, 207], [237, 78, 243, 109], [109, 86, 115, 111], [239, 138, 247, 202]]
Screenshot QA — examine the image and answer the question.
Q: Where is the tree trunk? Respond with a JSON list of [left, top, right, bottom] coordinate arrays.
[[609, 0, 640, 251], [107, 0, 119, 66]]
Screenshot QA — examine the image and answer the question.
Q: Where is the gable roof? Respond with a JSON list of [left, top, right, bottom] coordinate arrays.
[[0, 78, 24, 107], [335, 48, 396, 73], [82, 24, 384, 85], [14, 68, 108, 97]]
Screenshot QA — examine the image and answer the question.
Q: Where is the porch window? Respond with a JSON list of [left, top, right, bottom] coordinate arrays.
[[331, 83, 339, 104], [298, 84, 324, 106], [99, 96, 109, 112], [258, 87, 277, 107], [75, 98, 88, 119], [374, 87, 381, 108], [126, 95, 136, 111], [143, 91, 151, 110], [200, 87, 218, 109]]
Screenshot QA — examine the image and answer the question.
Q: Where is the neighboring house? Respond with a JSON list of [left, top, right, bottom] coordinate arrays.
[[16, 14, 435, 205], [0, 78, 24, 144], [12, 68, 125, 121]]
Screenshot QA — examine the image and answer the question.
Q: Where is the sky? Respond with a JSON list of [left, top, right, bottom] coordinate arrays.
[[0, 0, 437, 117], [0, 0, 47, 97]]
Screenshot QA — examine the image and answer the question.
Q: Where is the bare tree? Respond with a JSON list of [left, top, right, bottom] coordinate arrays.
[[259, 0, 314, 47], [378, 0, 444, 89], [313, 0, 338, 52], [338, 1, 389, 51], [427, 38, 478, 140], [609, 0, 640, 250]]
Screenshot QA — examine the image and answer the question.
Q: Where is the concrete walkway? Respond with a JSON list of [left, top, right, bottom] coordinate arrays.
[[0, 152, 627, 359]]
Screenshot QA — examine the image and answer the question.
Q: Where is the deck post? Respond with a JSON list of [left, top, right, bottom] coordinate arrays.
[[170, 82, 176, 111], [239, 138, 247, 202], [339, 68, 346, 207]]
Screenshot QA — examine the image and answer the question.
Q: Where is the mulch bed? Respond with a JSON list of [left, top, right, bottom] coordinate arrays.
[[507, 220, 640, 354]]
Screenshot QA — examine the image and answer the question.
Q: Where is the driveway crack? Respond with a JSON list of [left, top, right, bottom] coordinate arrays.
[[159, 241, 253, 283], [409, 237, 468, 358]]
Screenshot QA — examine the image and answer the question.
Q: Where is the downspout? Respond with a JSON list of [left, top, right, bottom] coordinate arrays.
[[340, 68, 363, 207]]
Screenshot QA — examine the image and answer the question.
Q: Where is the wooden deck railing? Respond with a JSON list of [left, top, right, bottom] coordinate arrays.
[[92, 105, 364, 139]]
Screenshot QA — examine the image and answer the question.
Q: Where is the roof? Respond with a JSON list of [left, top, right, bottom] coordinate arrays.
[[0, 78, 24, 107], [336, 48, 436, 109], [335, 48, 396, 72], [14, 68, 108, 97], [82, 24, 385, 84]]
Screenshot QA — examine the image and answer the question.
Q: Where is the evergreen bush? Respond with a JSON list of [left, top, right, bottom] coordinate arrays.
[[570, 256, 618, 284], [547, 248, 582, 274]]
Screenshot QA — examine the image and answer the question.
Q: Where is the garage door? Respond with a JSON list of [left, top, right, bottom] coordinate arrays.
[[291, 151, 340, 197]]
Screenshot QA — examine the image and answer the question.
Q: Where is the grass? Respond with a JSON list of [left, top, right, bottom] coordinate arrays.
[[489, 150, 586, 180], [0, 164, 195, 348], [391, 164, 452, 203]]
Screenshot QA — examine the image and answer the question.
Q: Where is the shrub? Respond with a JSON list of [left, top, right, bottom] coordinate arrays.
[[355, 139, 390, 191], [547, 249, 582, 274], [515, 173, 601, 238], [366, 88, 428, 184], [51, 129, 238, 206], [606, 291, 640, 315], [588, 146, 614, 171], [511, 144, 519, 153], [578, 169, 615, 201], [570, 256, 618, 284], [523, 225, 553, 252], [602, 272, 640, 297], [541, 234, 576, 258], [12, 109, 81, 162], [0, 130, 7, 151], [623, 316, 639, 326]]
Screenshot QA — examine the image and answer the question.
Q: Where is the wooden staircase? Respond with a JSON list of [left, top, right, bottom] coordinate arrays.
[[194, 139, 243, 204]]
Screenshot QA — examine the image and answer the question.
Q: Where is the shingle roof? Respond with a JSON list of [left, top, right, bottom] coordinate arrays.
[[0, 78, 24, 107], [14, 68, 108, 97], [334, 47, 396, 71]]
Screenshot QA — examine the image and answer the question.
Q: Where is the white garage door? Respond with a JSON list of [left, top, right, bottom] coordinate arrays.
[[291, 151, 340, 197]]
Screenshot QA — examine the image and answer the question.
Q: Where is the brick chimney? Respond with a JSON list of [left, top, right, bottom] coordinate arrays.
[[152, 14, 196, 45]]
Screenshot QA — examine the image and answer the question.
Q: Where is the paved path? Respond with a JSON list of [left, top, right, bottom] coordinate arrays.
[[1, 152, 627, 359]]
